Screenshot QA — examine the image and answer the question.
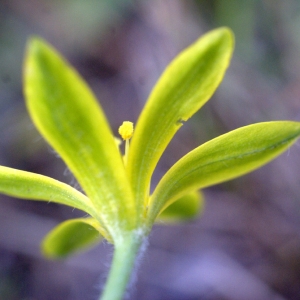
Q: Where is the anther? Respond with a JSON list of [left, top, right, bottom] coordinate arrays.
[[118, 121, 134, 140]]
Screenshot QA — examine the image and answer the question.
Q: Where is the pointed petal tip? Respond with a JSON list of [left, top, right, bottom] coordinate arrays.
[[25, 36, 45, 54]]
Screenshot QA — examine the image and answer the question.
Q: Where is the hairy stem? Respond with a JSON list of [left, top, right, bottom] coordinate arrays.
[[100, 232, 144, 300]]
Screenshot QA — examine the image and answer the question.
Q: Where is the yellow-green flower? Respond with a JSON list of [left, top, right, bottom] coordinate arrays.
[[1, 27, 300, 300]]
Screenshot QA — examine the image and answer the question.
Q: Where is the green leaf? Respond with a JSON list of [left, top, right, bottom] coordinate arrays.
[[148, 121, 300, 223], [24, 38, 135, 238], [0, 166, 96, 216], [127, 27, 234, 220], [157, 191, 203, 223], [42, 218, 102, 258]]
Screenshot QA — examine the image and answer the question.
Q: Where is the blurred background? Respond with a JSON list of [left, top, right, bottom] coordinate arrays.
[[1, 0, 300, 299]]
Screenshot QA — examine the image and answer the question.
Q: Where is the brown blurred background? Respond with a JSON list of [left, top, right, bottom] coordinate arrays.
[[1, 0, 300, 299]]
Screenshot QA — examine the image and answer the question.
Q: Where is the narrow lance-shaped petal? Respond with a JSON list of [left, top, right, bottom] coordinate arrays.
[[127, 28, 234, 221], [0, 166, 96, 216], [24, 38, 135, 240], [148, 121, 300, 224]]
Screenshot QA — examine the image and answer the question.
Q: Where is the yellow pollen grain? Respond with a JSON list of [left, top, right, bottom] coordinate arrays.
[[118, 121, 134, 140]]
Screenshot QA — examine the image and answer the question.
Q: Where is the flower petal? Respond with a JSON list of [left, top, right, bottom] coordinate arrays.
[[127, 28, 234, 219], [42, 218, 103, 258], [24, 38, 135, 238], [0, 166, 96, 216], [156, 191, 203, 223], [148, 121, 300, 224]]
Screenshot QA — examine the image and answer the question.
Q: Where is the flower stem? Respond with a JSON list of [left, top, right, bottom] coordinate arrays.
[[100, 233, 144, 300]]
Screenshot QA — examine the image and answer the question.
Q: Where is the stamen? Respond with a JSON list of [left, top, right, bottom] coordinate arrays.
[[118, 121, 134, 165]]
